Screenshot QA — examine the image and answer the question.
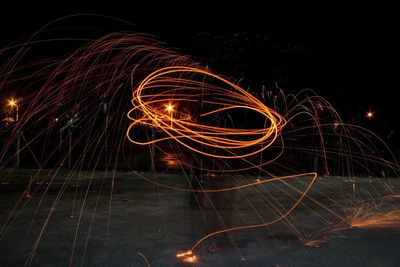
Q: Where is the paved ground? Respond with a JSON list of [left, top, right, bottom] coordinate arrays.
[[0, 169, 400, 266]]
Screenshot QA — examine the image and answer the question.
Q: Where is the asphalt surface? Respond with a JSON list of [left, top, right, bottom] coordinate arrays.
[[1, 169, 399, 266]]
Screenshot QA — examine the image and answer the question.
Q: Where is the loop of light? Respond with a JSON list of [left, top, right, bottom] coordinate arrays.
[[127, 66, 286, 159]]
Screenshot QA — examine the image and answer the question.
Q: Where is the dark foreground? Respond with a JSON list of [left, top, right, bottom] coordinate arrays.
[[1, 169, 399, 266]]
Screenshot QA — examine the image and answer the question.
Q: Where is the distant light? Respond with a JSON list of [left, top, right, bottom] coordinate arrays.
[[366, 111, 374, 119], [8, 98, 17, 107]]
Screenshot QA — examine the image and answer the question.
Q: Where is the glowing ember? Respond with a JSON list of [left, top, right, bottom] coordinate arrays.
[[183, 255, 198, 263], [176, 250, 192, 258], [177, 251, 198, 263]]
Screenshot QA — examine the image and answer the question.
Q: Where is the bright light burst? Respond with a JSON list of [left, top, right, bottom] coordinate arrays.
[[165, 103, 174, 113], [8, 98, 17, 107]]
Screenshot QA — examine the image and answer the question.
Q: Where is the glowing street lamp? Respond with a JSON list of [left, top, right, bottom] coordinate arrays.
[[8, 98, 19, 122], [166, 103, 174, 127], [7, 98, 21, 168], [166, 103, 174, 113], [366, 111, 374, 119]]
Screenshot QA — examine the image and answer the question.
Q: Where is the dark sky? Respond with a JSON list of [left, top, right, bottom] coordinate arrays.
[[1, 2, 399, 145], [1, 3, 397, 46]]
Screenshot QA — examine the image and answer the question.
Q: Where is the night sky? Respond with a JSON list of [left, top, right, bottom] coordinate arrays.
[[1, 3, 399, 149]]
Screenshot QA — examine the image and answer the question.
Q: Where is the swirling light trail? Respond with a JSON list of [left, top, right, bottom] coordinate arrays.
[[127, 66, 322, 262]]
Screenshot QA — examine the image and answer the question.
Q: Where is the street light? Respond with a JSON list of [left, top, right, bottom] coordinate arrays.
[[165, 103, 174, 113], [366, 111, 374, 119], [8, 98, 18, 122], [165, 103, 174, 127], [5, 97, 40, 169], [7, 98, 20, 168]]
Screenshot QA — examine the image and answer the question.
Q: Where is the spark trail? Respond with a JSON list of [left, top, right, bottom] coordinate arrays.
[[0, 15, 399, 265]]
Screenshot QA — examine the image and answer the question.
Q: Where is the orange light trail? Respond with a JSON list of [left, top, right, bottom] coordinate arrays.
[[0, 25, 399, 266], [127, 66, 286, 160], [126, 66, 325, 261]]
